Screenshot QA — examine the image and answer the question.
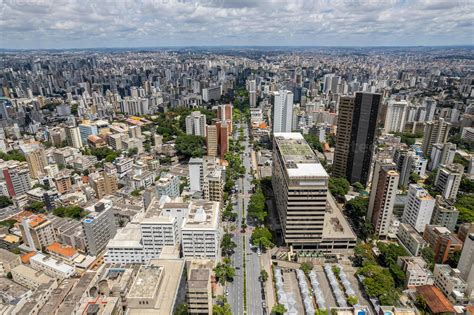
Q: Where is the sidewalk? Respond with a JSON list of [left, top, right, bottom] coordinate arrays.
[[260, 251, 276, 313]]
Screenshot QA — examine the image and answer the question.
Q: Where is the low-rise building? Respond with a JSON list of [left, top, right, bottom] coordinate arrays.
[[397, 256, 434, 288], [398, 222, 428, 256], [0, 248, 21, 276], [11, 264, 54, 290], [30, 252, 76, 280], [76, 296, 123, 315], [433, 264, 468, 305]]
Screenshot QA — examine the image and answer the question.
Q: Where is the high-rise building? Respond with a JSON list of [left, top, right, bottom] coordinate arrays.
[[402, 184, 435, 233], [89, 171, 118, 199], [187, 260, 213, 314], [457, 233, 474, 296], [394, 148, 428, 188], [20, 142, 47, 179], [248, 79, 257, 107], [430, 196, 459, 232], [206, 125, 218, 157], [423, 225, 463, 264], [78, 122, 99, 143], [367, 159, 399, 237], [435, 163, 464, 200], [219, 121, 229, 160], [65, 126, 83, 149], [2, 163, 31, 197], [272, 133, 329, 249], [384, 99, 408, 134], [188, 158, 204, 193], [185, 111, 206, 137], [429, 143, 456, 171], [273, 90, 294, 133], [216, 104, 233, 134], [421, 118, 451, 157], [203, 168, 224, 203], [82, 202, 117, 256], [156, 173, 180, 199], [18, 214, 57, 251], [333, 92, 382, 185]]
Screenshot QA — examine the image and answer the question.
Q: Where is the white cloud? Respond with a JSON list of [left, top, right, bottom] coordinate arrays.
[[0, 0, 472, 48]]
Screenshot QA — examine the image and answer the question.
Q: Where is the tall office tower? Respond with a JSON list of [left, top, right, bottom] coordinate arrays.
[[206, 125, 218, 157], [431, 196, 459, 232], [429, 142, 456, 171], [89, 171, 118, 199], [185, 111, 207, 137], [401, 184, 435, 233], [333, 93, 382, 185], [217, 104, 233, 134], [384, 99, 408, 134], [457, 233, 474, 296], [82, 203, 117, 256], [219, 122, 229, 160], [367, 159, 399, 237], [272, 133, 329, 249], [421, 118, 451, 157], [2, 164, 31, 197], [273, 90, 294, 133], [248, 79, 257, 107], [435, 163, 464, 200], [20, 143, 47, 179], [65, 126, 83, 149]]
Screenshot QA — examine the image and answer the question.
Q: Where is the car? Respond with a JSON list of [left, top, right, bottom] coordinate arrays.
[[235, 267, 240, 270], [262, 301, 267, 308], [257, 249, 261, 256], [225, 289, 229, 296]]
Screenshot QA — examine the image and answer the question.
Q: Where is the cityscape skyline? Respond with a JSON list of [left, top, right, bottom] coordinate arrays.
[[1, 0, 473, 49]]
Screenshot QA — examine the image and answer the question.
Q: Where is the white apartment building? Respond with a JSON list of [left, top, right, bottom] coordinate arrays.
[[433, 264, 468, 305], [435, 163, 464, 200], [273, 90, 294, 133], [457, 233, 474, 297], [401, 184, 435, 233], [384, 99, 408, 134], [156, 173, 180, 198], [181, 201, 220, 259], [397, 256, 434, 288], [188, 157, 204, 192], [185, 111, 207, 137], [11, 264, 54, 290], [429, 143, 456, 171], [30, 253, 75, 280], [398, 223, 428, 256]]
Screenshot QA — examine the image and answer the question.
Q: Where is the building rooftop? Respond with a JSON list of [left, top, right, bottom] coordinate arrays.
[[30, 253, 76, 274], [12, 264, 52, 284], [57, 271, 96, 314], [324, 195, 357, 240], [128, 265, 163, 299], [0, 277, 29, 301], [0, 248, 19, 263], [107, 224, 142, 248], [416, 285, 455, 314], [47, 242, 78, 258], [182, 200, 219, 230], [274, 132, 328, 178]]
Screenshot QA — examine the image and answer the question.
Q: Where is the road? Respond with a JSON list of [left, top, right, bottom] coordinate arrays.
[[227, 122, 264, 315]]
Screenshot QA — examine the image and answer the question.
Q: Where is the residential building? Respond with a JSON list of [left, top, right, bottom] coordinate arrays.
[[30, 253, 75, 280], [187, 260, 213, 314], [82, 202, 117, 256], [219, 121, 229, 160], [189, 157, 204, 192], [20, 142, 47, 178], [65, 126, 83, 149], [429, 143, 456, 171], [203, 168, 224, 203], [54, 172, 72, 194], [186, 111, 207, 137], [273, 89, 294, 133], [384, 99, 408, 133], [367, 159, 399, 237], [11, 264, 54, 290], [76, 296, 122, 315], [181, 201, 220, 259], [423, 225, 463, 264], [415, 285, 456, 315], [435, 163, 464, 200], [461, 127, 474, 141], [156, 173, 180, 198], [1, 162, 31, 197], [457, 233, 474, 297], [433, 264, 468, 305], [398, 223, 428, 256], [206, 125, 218, 157], [272, 132, 328, 248], [248, 79, 257, 107], [26, 187, 59, 211], [421, 118, 451, 157], [78, 121, 99, 143], [18, 214, 57, 251], [217, 103, 233, 133], [89, 170, 119, 199], [397, 256, 434, 288], [431, 196, 459, 232], [393, 148, 428, 188], [333, 92, 381, 185], [402, 184, 435, 233], [0, 249, 21, 276]]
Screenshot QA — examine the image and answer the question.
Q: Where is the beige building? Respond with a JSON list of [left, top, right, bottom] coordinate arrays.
[[20, 142, 48, 179], [206, 125, 218, 157], [203, 168, 224, 203], [11, 264, 54, 290], [89, 170, 119, 199], [18, 214, 57, 251], [397, 256, 434, 288], [435, 163, 464, 201], [421, 118, 451, 157], [0, 249, 21, 276], [187, 260, 213, 314]]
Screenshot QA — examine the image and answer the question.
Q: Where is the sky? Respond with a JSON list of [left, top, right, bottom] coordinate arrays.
[[0, 0, 473, 49]]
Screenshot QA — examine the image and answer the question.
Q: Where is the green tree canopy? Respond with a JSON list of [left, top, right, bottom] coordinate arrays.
[[248, 189, 267, 224], [221, 233, 237, 256], [251, 226, 273, 249], [456, 194, 474, 223], [0, 150, 26, 162], [272, 304, 287, 315], [329, 177, 350, 199], [53, 206, 87, 219], [175, 135, 206, 158], [213, 262, 235, 284], [0, 196, 13, 208]]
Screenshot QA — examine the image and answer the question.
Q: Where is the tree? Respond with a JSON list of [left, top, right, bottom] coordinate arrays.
[[6, 272, 12, 279], [0, 219, 17, 229], [300, 262, 313, 275], [353, 242, 376, 267], [175, 135, 206, 157], [446, 250, 461, 268], [345, 196, 369, 231], [25, 201, 45, 213], [358, 264, 397, 302], [213, 262, 235, 284], [213, 296, 232, 315], [272, 304, 287, 315], [409, 172, 421, 184], [221, 233, 237, 256], [329, 177, 350, 199], [131, 189, 141, 197], [0, 149, 26, 162], [377, 242, 408, 267], [251, 227, 273, 249], [353, 182, 365, 193], [347, 295, 359, 306], [460, 176, 474, 193], [53, 206, 87, 219], [260, 269, 269, 282], [174, 303, 188, 315], [303, 134, 323, 152], [127, 147, 138, 157], [455, 195, 474, 223], [0, 196, 13, 208], [421, 247, 435, 271], [248, 189, 267, 224]]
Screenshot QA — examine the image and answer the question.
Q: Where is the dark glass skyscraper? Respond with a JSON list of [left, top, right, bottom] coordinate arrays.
[[333, 92, 381, 185]]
